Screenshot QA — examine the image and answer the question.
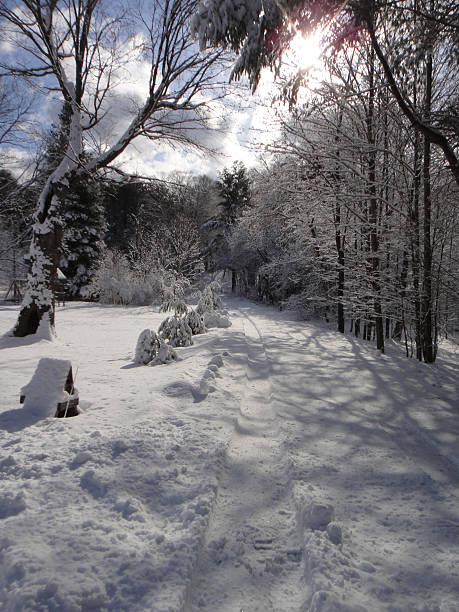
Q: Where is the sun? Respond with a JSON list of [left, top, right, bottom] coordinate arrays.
[[287, 30, 324, 72]]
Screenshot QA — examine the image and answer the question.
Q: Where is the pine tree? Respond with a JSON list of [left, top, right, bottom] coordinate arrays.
[[60, 176, 106, 297], [217, 161, 251, 225], [204, 161, 251, 277]]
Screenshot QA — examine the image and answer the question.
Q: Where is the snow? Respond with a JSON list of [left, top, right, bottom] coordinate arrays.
[[0, 297, 458, 611], [20, 357, 76, 418], [203, 309, 231, 328]]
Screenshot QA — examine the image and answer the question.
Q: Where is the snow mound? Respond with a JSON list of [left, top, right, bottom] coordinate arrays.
[[209, 354, 224, 368], [199, 368, 217, 396], [20, 357, 77, 418], [203, 310, 231, 328], [198, 354, 225, 396], [0, 491, 27, 518], [150, 339, 178, 365], [302, 502, 335, 530]]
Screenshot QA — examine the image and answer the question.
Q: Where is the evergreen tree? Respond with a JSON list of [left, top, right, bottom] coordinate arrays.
[[217, 161, 251, 225], [204, 161, 251, 277], [60, 175, 106, 297]]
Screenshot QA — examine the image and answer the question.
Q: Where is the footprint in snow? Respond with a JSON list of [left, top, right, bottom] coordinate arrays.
[[80, 470, 108, 498], [0, 491, 27, 518]]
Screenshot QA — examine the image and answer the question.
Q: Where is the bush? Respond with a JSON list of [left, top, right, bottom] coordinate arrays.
[[150, 339, 178, 365], [87, 249, 185, 306], [134, 329, 161, 365], [185, 309, 206, 335], [196, 283, 222, 315], [158, 316, 193, 347]]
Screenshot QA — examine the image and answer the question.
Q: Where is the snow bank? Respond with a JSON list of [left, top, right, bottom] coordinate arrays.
[[203, 310, 231, 329]]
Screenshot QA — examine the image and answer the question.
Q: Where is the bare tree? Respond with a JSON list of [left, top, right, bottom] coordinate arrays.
[[0, 0, 225, 337], [0, 77, 33, 152]]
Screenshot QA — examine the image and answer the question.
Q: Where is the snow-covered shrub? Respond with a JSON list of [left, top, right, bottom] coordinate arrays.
[[196, 283, 222, 315], [150, 339, 178, 365], [203, 310, 231, 329], [160, 298, 188, 317], [158, 316, 193, 347], [134, 329, 161, 365], [185, 309, 206, 335], [87, 249, 175, 306], [196, 287, 213, 315]]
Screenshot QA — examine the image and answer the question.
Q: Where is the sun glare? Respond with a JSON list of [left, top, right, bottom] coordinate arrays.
[[287, 30, 324, 72]]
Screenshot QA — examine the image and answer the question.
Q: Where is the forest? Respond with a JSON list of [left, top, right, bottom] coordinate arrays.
[[0, 0, 457, 363]]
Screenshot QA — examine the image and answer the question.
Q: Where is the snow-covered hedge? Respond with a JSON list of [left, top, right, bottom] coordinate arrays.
[[203, 310, 231, 329], [158, 316, 193, 348], [87, 249, 183, 306]]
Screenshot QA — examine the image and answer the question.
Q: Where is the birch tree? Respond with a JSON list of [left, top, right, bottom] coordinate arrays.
[[0, 0, 225, 337]]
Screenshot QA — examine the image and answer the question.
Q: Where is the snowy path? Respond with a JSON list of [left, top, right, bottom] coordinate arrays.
[[234, 301, 459, 611], [187, 299, 459, 611], [185, 310, 305, 611]]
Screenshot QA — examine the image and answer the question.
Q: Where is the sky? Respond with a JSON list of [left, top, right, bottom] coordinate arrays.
[[0, 2, 324, 181]]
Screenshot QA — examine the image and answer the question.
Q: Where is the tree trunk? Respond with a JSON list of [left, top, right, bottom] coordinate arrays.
[[231, 269, 236, 293], [421, 49, 435, 362], [13, 185, 64, 337], [366, 48, 385, 352]]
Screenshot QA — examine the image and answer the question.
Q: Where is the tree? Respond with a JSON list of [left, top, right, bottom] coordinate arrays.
[[0, 0, 225, 336], [33, 103, 105, 296], [192, 0, 459, 185], [60, 176, 106, 296], [0, 77, 33, 153], [217, 161, 251, 225]]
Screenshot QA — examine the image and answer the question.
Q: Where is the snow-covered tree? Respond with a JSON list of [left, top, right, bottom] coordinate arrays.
[[158, 316, 193, 347], [60, 177, 105, 296], [134, 329, 161, 365], [192, 0, 459, 186], [0, 0, 226, 337], [185, 309, 206, 335], [204, 161, 251, 282], [196, 283, 222, 315]]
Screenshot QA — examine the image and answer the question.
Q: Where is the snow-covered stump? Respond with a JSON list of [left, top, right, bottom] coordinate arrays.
[[20, 358, 79, 418]]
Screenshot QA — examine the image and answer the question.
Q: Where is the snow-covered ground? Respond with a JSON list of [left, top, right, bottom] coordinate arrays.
[[0, 297, 458, 611]]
